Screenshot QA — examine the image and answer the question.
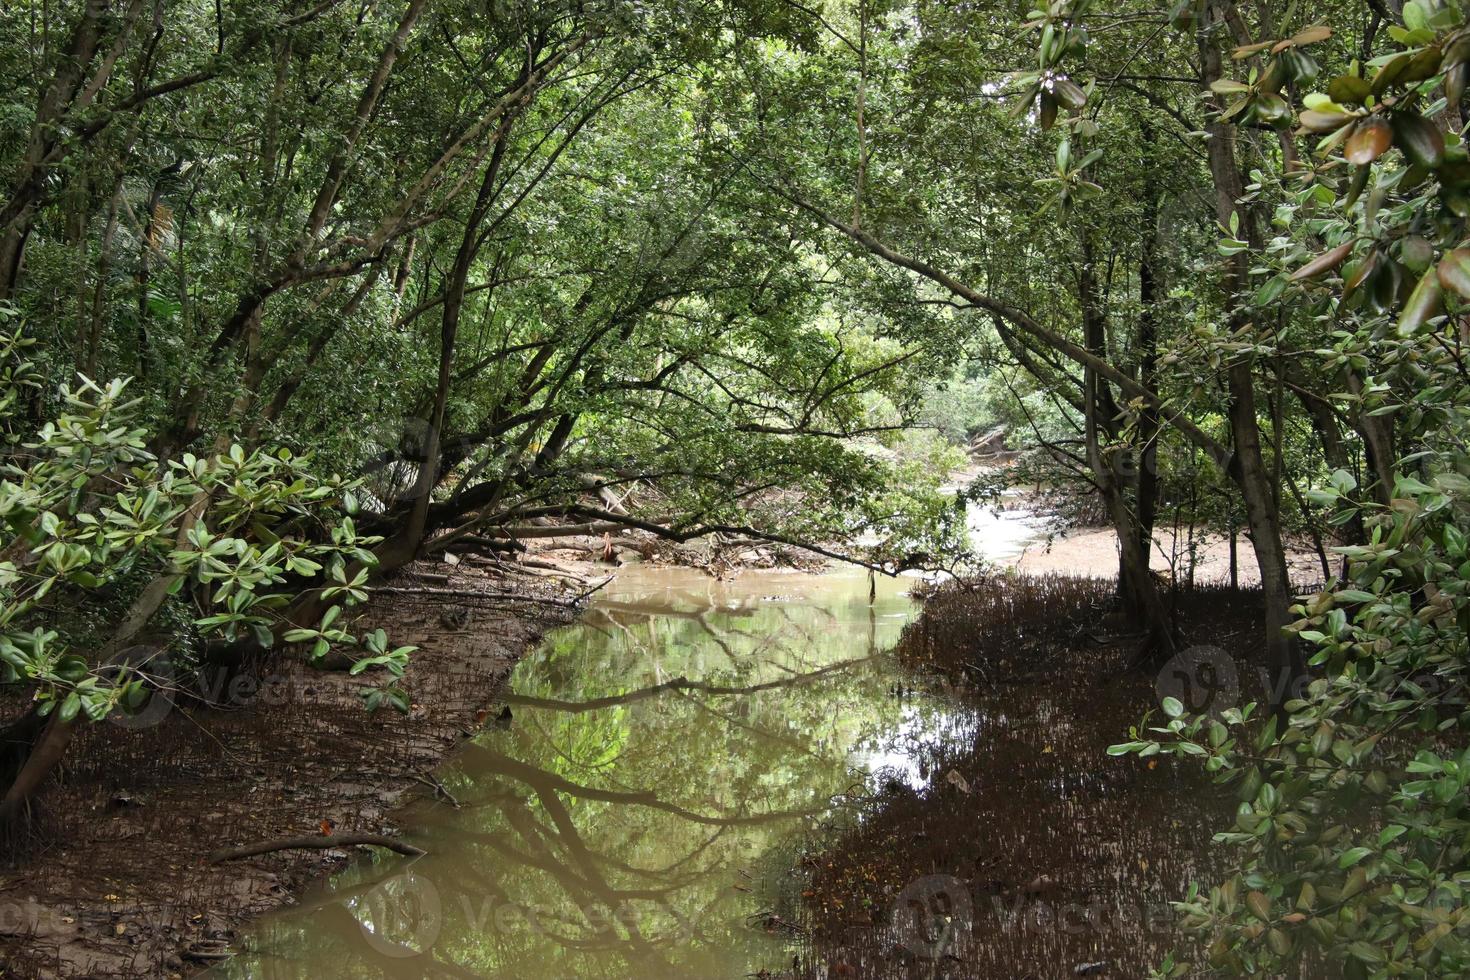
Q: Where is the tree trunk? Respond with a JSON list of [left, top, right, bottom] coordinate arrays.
[[0, 0, 112, 298], [1346, 370, 1397, 506], [1136, 125, 1162, 565], [1079, 233, 1173, 656], [379, 107, 519, 570], [1200, 0, 1304, 711], [1296, 384, 1363, 571], [253, 270, 382, 438], [0, 714, 77, 827], [82, 176, 126, 380], [1226, 360, 1303, 685]]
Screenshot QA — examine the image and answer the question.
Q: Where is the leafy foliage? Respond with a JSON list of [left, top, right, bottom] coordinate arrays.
[[0, 322, 414, 725], [1049, 1, 1470, 975]]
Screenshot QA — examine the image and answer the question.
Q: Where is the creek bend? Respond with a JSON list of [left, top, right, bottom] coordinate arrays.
[[215, 506, 1226, 979], [217, 563, 975, 978]]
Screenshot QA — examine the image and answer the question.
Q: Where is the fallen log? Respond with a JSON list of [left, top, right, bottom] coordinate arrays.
[[487, 521, 625, 538], [368, 585, 587, 608], [518, 556, 582, 574], [443, 535, 524, 553], [482, 517, 672, 539], [554, 536, 653, 556], [208, 833, 425, 863]]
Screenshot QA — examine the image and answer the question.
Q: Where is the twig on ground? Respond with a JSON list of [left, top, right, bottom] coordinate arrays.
[[573, 575, 615, 602], [411, 773, 460, 807]]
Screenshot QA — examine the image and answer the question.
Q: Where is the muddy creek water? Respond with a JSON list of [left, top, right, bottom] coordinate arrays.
[[217, 565, 985, 979]]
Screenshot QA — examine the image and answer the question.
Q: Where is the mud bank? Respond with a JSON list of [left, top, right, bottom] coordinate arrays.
[[793, 575, 1304, 979], [0, 563, 581, 979]]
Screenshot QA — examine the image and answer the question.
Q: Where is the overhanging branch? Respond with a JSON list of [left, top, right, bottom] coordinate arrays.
[[788, 198, 1230, 462]]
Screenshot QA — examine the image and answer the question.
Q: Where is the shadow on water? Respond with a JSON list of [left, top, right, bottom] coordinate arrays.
[[216, 567, 980, 979]]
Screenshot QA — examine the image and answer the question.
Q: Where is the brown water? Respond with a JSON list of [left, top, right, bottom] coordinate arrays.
[[215, 566, 980, 979]]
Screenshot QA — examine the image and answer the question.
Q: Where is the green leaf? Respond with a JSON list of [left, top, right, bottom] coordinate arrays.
[[1403, 0, 1427, 31], [1051, 77, 1087, 110], [1436, 472, 1470, 494], [1437, 249, 1470, 300], [1391, 111, 1445, 168], [1345, 117, 1392, 165], [1210, 78, 1252, 95], [59, 692, 81, 723], [1290, 241, 1354, 281], [1327, 74, 1373, 105], [1299, 109, 1354, 133], [1397, 269, 1443, 337], [1378, 824, 1407, 846], [1346, 940, 1386, 964]]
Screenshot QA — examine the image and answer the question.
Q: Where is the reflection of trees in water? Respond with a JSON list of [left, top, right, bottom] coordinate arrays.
[[435, 743, 834, 970], [229, 580, 931, 979], [574, 601, 861, 697], [501, 654, 873, 714], [414, 602, 904, 976]]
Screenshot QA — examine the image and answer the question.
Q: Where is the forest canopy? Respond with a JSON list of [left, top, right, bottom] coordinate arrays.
[[6, 0, 1470, 975]]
